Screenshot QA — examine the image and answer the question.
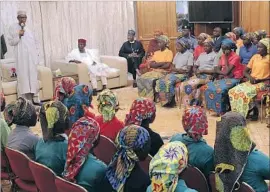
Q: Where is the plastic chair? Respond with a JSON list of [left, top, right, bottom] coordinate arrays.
[[179, 165, 209, 192], [93, 135, 117, 165], [5, 147, 38, 192], [29, 160, 57, 192], [55, 176, 87, 192], [139, 155, 152, 174]]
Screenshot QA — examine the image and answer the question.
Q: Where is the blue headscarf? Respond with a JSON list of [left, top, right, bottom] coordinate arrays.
[[233, 27, 245, 37], [106, 125, 150, 192], [221, 38, 237, 50], [63, 84, 93, 126], [176, 37, 189, 49]]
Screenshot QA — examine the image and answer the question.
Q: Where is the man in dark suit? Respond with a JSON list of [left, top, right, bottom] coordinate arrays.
[[213, 27, 225, 53]]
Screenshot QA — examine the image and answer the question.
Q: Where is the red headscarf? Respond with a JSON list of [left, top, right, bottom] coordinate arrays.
[[62, 116, 100, 181], [182, 105, 208, 141], [125, 98, 156, 126], [54, 77, 76, 101]]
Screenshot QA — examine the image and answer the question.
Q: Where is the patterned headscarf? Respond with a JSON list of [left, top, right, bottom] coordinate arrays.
[[54, 77, 76, 101], [0, 92, 5, 112], [158, 35, 170, 46], [62, 116, 100, 181], [214, 112, 255, 192], [3, 97, 37, 127], [204, 37, 215, 47], [125, 98, 156, 126], [182, 106, 208, 141], [259, 38, 270, 54], [225, 32, 237, 42], [63, 84, 93, 126], [149, 141, 188, 192], [242, 33, 253, 41], [106, 125, 151, 192], [198, 33, 210, 40], [97, 89, 119, 122], [254, 30, 267, 39], [233, 27, 245, 37], [39, 101, 69, 141], [176, 37, 189, 49]]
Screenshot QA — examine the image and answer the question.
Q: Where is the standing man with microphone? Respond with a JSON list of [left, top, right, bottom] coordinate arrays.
[[7, 10, 40, 105]]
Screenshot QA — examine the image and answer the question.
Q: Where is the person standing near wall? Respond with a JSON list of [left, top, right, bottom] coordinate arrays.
[[7, 10, 40, 104]]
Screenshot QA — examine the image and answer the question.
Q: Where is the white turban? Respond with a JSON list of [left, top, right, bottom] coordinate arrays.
[[17, 10, 26, 16]]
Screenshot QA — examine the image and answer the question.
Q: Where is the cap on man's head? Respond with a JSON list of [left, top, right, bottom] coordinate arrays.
[[17, 10, 27, 16], [182, 25, 191, 30], [78, 39, 87, 44], [128, 30, 136, 36]]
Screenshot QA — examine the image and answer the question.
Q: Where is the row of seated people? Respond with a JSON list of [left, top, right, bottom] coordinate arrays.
[[1, 84, 269, 192], [132, 30, 269, 121]]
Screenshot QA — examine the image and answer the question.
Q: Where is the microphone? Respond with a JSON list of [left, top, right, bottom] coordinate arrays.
[[20, 23, 25, 30]]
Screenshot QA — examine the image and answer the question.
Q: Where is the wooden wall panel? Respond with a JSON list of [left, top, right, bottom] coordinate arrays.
[[240, 1, 270, 32]]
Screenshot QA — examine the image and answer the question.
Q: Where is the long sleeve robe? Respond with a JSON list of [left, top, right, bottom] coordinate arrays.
[[7, 23, 39, 95]]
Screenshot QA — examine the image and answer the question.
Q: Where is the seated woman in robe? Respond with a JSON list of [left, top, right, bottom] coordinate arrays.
[[194, 33, 210, 61], [95, 89, 124, 141], [35, 101, 68, 176], [137, 35, 173, 100], [4, 97, 39, 159], [252, 30, 267, 45], [233, 27, 245, 48], [140, 30, 163, 74], [229, 38, 270, 121], [147, 142, 198, 192], [63, 84, 94, 128], [214, 112, 269, 192], [203, 39, 244, 115], [62, 116, 107, 192], [155, 38, 192, 107], [100, 125, 151, 192], [239, 33, 258, 65], [125, 98, 163, 156], [178, 38, 218, 107], [170, 106, 214, 178], [53, 77, 76, 101]]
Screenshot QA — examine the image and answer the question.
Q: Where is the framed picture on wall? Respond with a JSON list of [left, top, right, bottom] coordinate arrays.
[[176, 1, 189, 32]]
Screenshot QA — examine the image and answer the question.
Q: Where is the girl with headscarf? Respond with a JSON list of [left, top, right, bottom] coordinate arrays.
[[62, 116, 107, 191], [137, 35, 173, 101], [239, 33, 258, 65], [4, 97, 39, 159], [233, 27, 245, 48], [35, 101, 69, 176], [0, 92, 11, 148], [194, 33, 210, 60], [95, 89, 124, 141], [63, 84, 94, 127], [140, 30, 164, 75], [155, 38, 192, 107], [229, 38, 270, 121], [101, 125, 151, 192], [119, 30, 145, 87], [125, 98, 163, 156], [202, 38, 244, 115], [177, 38, 218, 107], [170, 106, 214, 177], [252, 30, 267, 45], [147, 141, 197, 192], [54, 77, 76, 101], [214, 112, 269, 192]]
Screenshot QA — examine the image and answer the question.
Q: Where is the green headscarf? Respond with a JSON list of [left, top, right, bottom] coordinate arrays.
[[97, 89, 119, 122]]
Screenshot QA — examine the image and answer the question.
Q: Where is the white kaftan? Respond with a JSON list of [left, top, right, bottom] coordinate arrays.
[[7, 23, 39, 96]]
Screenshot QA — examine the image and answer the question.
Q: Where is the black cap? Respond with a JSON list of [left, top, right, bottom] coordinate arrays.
[[182, 25, 191, 30]]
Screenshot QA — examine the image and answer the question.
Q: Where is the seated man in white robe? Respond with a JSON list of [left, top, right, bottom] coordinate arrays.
[[66, 39, 115, 96]]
